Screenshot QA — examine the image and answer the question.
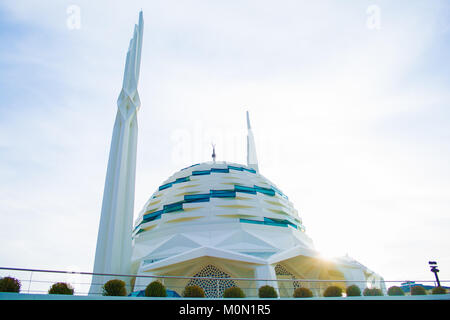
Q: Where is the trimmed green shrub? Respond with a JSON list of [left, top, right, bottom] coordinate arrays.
[[293, 287, 313, 298], [387, 286, 405, 296], [48, 282, 74, 295], [323, 286, 343, 297], [363, 287, 383, 296], [0, 277, 21, 293], [145, 281, 167, 297], [346, 285, 361, 297], [223, 286, 246, 298], [258, 285, 278, 298], [102, 279, 127, 296], [431, 286, 447, 295], [183, 285, 205, 298], [411, 285, 427, 296]]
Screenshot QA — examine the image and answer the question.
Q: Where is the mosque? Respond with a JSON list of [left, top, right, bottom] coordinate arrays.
[[89, 11, 385, 297]]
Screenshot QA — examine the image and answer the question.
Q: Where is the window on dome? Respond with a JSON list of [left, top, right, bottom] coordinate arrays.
[[174, 176, 190, 183], [234, 185, 256, 194], [239, 218, 264, 225], [143, 210, 163, 222], [158, 183, 172, 191], [254, 186, 275, 196], [239, 217, 299, 229], [211, 168, 229, 173], [210, 189, 235, 198], [264, 217, 287, 227], [163, 202, 184, 213], [184, 193, 210, 202], [181, 163, 200, 171], [192, 170, 210, 176]]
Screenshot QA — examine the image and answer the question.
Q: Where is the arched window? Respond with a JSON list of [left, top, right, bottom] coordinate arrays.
[[275, 264, 301, 289], [186, 264, 236, 298]]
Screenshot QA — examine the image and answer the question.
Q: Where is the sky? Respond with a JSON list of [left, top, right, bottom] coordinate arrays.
[[0, 0, 449, 293]]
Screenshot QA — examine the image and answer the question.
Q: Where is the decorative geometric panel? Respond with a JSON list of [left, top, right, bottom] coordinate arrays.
[[186, 264, 236, 298], [275, 264, 301, 289]]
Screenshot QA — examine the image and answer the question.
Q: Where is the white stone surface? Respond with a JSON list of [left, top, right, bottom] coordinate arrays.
[[89, 11, 143, 295]]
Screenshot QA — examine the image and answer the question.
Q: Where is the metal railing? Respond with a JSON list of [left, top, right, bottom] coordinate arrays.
[[0, 267, 447, 298]]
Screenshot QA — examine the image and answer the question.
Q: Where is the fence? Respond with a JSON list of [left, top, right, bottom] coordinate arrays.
[[0, 267, 447, 298]]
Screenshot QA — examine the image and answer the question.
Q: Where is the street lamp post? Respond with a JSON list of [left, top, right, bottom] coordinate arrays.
[[428, 261, 441, 287]]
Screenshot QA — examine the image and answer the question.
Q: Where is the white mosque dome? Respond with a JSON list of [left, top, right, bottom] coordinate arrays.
[[131, 161, 315, 267]]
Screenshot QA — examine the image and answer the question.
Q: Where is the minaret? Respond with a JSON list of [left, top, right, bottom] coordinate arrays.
[[246, 111, 259, 172], [89, 12, 143, 295]]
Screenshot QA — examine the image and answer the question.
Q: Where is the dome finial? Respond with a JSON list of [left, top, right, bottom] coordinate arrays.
[[211, 143, 216, 163]]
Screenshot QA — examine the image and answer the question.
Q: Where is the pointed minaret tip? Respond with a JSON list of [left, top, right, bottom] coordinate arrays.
[[90, 11, 143, 295], [246, 110, 259, 173]]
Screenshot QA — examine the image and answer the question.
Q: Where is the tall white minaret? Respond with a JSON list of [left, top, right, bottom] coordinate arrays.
[[246, 111, 259, 172], [89, 11, 143, 295]]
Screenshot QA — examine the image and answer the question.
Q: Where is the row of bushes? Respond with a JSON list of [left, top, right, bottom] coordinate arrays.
[[109, 281, 448, 298], [1, 276, 447, 297], [145, 283, 447, 298], [0, 277, 75, 295], [320, 284, 446, 297]]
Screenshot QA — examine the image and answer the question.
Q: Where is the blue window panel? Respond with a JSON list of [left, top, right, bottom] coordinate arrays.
[[163, 202, 184, 213], [240, 217, 292, 228], [181, 163, 200, 171], [211, 168, 229, 173], [184, 197, 210, 203], [174, 176, 190, 184], [254, 186, 276, 196], [143, 209, 163, 219], [184, 194, 210, 203], [210, 189, 234, 194], [234, 185, 257, 194], [264, 217, 281, 223], [143, 258, 164, 265], [228, 165, 243, 171], [133, 223, 141, 231], [143, 211, 163, 222], [281, 220, 297, 229], [192, 170, 211, 176], [242, 167, 257, 173], [164, 202, 184, 210], [272, 186, 282, 195], [274, 190, 283, 196], [271, 185, 288, 199], [266, 217, 299, 229], [158, 183, 172, 191], [210, 190, 236, 198], [287, 222, 298, 229], [286, 217, 299, 227], [267, 221, 288, 227], [240, 218, 264, 225], [212, 192, 236, 198], [272, 186, 282, 194], [263, 217, 288, 227]]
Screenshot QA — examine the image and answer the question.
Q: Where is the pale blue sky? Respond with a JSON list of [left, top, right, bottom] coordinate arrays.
[[0, 0, 449, 291]]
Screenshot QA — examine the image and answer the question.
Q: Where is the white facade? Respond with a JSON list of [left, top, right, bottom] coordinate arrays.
[[91, 11, 385, 297], [89, 12, 143, 295]]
